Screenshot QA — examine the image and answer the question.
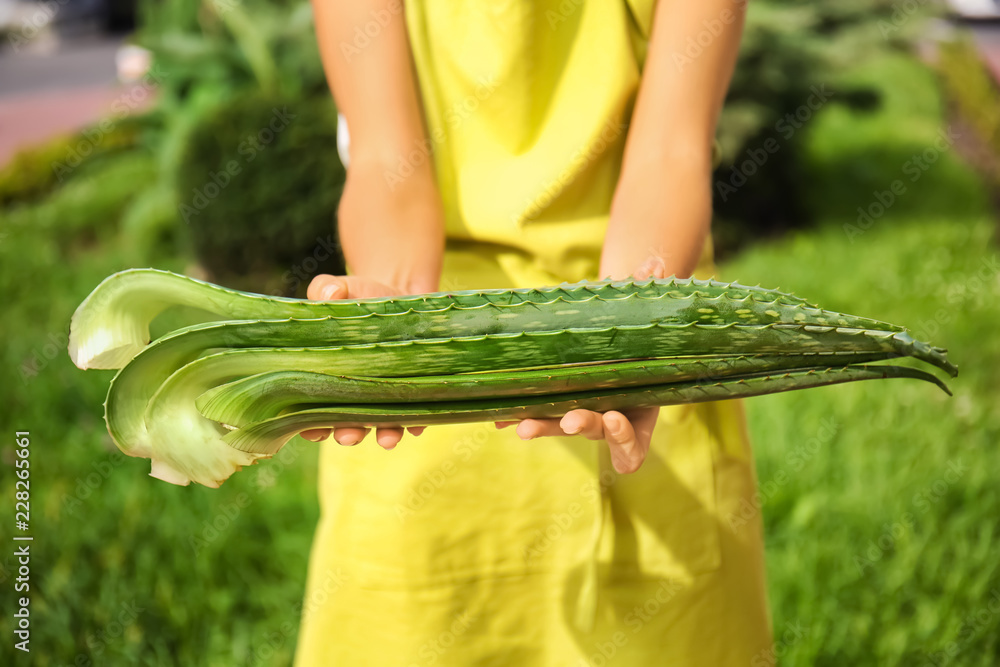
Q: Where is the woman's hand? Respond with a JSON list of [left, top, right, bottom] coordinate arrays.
[[299, 274, 427, 450], [497, 408, 660, 475], [496, 256, 670, 475]]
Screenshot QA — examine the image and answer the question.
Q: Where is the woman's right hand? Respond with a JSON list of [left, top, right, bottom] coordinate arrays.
[[299, 274, 427, 450]]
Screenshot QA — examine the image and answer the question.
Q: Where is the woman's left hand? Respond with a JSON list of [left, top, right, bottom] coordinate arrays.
[[497, 407, 660, 474]]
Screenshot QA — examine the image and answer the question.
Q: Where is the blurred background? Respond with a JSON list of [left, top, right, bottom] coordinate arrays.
[[1, 0, 999, 664]]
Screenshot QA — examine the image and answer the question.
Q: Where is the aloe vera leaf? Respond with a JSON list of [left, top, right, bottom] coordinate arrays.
[[106, 309, 952, 486], [110, 318, 937, 455], [107, 305, 951, 446], [70, 268, 831, 369], [138, 332, 938, 486], [111, 318, 953, 462], [196, 352, 900, 428], [222, 365, 951, 455]]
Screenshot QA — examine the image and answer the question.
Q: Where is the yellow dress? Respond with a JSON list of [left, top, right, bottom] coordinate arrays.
[[295, 2, 771, 664]]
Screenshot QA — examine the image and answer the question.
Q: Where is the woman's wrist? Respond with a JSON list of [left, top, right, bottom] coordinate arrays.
[[601, 156, 712, 280], [338, 159, 445, 295]]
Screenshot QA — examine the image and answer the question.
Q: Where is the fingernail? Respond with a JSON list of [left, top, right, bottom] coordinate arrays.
[[339, 436, 359, 446], [613, 458, 634, 475], [321, 284, 343, 300], [563, 423, 582, 435], [608, 416, 626, 437]]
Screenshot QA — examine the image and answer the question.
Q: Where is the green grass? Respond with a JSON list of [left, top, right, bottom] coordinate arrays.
[[721, 54, 1000, 665], [1, 52, 997, 666], [0, 156, 321, 667]]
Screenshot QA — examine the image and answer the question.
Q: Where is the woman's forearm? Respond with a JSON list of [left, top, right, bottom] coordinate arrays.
[[602, 0, 745, 280], [337, 161, 444, 294], [312, 0, 444, 294], [601, 151, 713, 280]]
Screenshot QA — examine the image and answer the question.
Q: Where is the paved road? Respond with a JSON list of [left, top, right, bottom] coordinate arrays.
[[0, 34, 122, 98], [0, 33, 135, 166]]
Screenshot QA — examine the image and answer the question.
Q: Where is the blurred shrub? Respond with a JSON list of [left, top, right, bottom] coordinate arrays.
[[175, 91, 345, 290], [137, 0, 327, 103], [131, 0, 345, 291], [0, 121, 139, 207], [937, 38, 1000, 195], [3, 151, 161, 264], [712, 0, 930, 253]]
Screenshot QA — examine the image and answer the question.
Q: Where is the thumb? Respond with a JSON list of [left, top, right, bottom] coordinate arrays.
[[633, 256, 668, 281], [307, 274, 400, 301]]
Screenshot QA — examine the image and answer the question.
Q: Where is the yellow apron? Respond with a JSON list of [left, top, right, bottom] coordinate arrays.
[[296, 2, 771, 664]]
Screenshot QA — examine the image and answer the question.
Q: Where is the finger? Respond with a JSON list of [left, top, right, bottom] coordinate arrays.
[[495, 421, 517, 429], [625, 407, 660, 449], [307, 274, 348, 301], [406, 426, 426, 437], [603, 411, 646, 474], [307, 274, 401, 301], [559, 410, 606, 439], [342, 276, 403, 298], [300, 428, 332, 442], [333, 427, 368, 446], [376, 427, 405, 450], [633, 255, 668, 281], [515, 419, 567, 440]]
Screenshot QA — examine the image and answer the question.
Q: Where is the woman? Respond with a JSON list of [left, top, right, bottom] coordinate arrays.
[[297, 1, 771, 664]]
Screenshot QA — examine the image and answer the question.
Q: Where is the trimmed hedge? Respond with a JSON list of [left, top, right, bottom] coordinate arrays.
[[175, 92, 346, 293]]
